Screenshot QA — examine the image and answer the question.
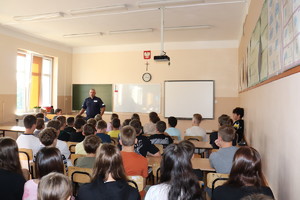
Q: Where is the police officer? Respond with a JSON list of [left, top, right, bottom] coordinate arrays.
[[78, 89, 105, 119]]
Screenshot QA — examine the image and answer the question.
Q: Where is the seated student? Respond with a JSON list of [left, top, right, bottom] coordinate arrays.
[[53, 108, 62, 120], [0, 137, 26, 200], [232, 107, 245, 144], [77, 144, 140, 200], [95, 120, 111, 143], [209, 125, 239, 174], [94, 114, 102, 122], [149, 121, 173, 148], [34, 118, 45, 137], [131, 113, 140, 121], [122, 119, 131, 127], [87, 118, 97, 128], [210, 114, 234, 149], [23, 147, 65, 200], [213, 147, 274, 200], [185, 113, 206, 140], [107, 118, 121, 138], [75, 124, 96, 155], [143, 112, 160, 135], [70, 118, 86, 142], [57, 116, 70, 141], [64, 117, 76, 136], [38, 172, 72, 200], [17, 114, 41, 155], [75, 135, 101, 168], [36, 112, 49, 123], [106, 113, 119, 132], [46, 120, 71, 160], [130, 119, 160, 157], [145, 143, 202, 200], [165, 116, 181, 140]]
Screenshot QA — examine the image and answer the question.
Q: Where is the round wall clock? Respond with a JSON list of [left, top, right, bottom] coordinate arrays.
[[142, 73, 152, 82]]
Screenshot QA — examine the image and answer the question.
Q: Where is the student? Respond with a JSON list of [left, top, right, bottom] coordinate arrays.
[[209, 125, 239, 173], [185, 113, 206, 140], [165, 116, 181, 140], [36, 112, 49, 123], [143, 112, 160, 135], [130, 119, 160, 157], [75, 135, 101, 168], [131, 113, 140, 121], [53, 108, 62, 120], [210, 114, 234, 149], [213, 147, 274, 200], [57, 116, 70, 141], [145, 143, 202, 200], [149, 121, 173, 148], [23, 147, 65, 200], [69, 118, 86, 142], [94, 114, 102, 122], [77, 144, 140, 200], [0, 137, 26, 200], [17, 114, 41, 155], [87, 118, 97, 128], [232, 107, 244, 143], [122, 119, 131, 127], [38, 172, 72, 200], [75, 124, 96, 155], [107, 113, 119, 132], [95, 120, 111, 143], [34, 118, 45, 137], [107, 118, 121, 138], [64, 117, 76, 136]]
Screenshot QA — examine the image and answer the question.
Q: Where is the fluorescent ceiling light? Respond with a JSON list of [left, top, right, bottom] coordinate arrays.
[[165, 25, 212, 31], [63, 32, 102, 38], [70, 4, 127, 16], [109, 28, 153, 34], [138, 0, 205, 7], [13, 12, 64, 21]]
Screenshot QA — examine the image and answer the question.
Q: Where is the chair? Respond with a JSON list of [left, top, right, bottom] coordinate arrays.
[[19, 148, 34, 178], [128, 175, 144, 192], [70, 154, 85, 166], [110, 137, 118, 146], [170, 136, 179, 141], [154, 144, 164, 155], [152, 163, 161, 184], [67, 142, 78, 154], [206, 173, 229, 199], [184, 136, 203, 141], [68, 166, 93, 196]]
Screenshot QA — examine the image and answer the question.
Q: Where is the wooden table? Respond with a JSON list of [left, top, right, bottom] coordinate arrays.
[[0, 125, 25, 137]]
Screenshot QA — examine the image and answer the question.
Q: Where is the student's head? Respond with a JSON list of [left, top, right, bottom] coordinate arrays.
[[39, 127, 58, 147], [36, 113, 45, 119], [36, 118, 45, 130], [122, 119, 131, 127], [0, 137, 22, 175], [160, 143, 201, 199], [84, 135, 101, 154], [75, 115, 84, 120], [241, 194, 274, 200], [74, 118, 86, 130], [92, 144, 127, 182], [193, 113, 202, 125], [66, 117, 74, 126], [54, 108, 62, 115], [149, 112, 160, 123], [156, 121, 167, 133], [96, 120, 107, 131], [94, 114, 102, 122], [47, 120, 61, 131], [218, 125, 236, 142], [56, 116, 67, 129], [35, 147, 64, 179], [112, 118, 120, 129], [131, 113, 140, 121], [89, 89, 96, 98], [38, 172, 72, 200], [178, 140, 195, 160], [120, 125, 136, 147], [83, 124, 95, 136], [232, 107, 244, 120], [168, 116, 177, 127], [218, 114, 232, 126], [129, 119, 142, 135], [111, 113, 119, 121], [24, 114, 37, 129], [228, 146, 263, 187], [87, 118, 97, 127]]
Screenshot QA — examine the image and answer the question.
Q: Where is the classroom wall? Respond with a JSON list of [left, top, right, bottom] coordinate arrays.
[[0, 27, 73, 123], [239, 0, 300, 199], [72, 43, 240, 133]]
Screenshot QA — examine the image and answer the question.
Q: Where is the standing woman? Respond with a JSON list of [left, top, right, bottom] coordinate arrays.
[[213, 146, 274, 200], [77, 144, 140, 200], [145, 143, 202, 200], [0, 137, 26, 199]]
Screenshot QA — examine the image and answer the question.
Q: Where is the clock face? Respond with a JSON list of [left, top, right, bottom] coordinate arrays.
[[142, 73, 152, 82]]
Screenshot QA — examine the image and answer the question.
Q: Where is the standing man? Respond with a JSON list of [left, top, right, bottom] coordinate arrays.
[[78, 89, 106, 119]]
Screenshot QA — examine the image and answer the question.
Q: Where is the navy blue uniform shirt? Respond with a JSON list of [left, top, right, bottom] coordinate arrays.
[[82, 96, 105, 119]]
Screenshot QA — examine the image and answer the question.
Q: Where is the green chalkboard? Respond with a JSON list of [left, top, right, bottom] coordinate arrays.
[[72, 84, 113, 111]]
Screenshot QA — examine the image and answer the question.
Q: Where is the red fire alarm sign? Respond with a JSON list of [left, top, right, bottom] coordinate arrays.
[[143, 51, 151, 59]]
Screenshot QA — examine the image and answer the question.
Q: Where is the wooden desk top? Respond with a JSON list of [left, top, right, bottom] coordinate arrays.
[[0, 125, 25, 132], [173, 140, 213, 149]]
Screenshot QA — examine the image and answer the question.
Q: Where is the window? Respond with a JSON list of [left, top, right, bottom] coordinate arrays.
[[17, 51, 53, 113]]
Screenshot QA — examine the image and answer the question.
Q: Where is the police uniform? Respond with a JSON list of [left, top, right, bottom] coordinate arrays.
[[82, 96, 105, 119]]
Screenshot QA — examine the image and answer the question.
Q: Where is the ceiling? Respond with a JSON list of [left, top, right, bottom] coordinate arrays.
[[0, 0, 248, 48]]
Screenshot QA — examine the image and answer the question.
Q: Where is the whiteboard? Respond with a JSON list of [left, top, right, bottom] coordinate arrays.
[[164, 80, 214, 119], [113, 84, 161, 113]]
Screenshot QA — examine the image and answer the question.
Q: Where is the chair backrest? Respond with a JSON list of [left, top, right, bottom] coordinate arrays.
[[67, 142, 78, 154], [68, 166, 93, 184], [170, 136, 179, 141], [152, 163, 161, 184], [70, 154, 86, 166], [128, 175, 144, 192], [19, 148, 33, 176], [154, 144, 164, 154], [184, 136, 203, 141], [110, 137, 118, 146], [207, 173, 229, 197]]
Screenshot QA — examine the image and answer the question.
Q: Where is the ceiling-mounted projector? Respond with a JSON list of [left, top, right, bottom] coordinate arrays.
[[154, 55, 170, 61]]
